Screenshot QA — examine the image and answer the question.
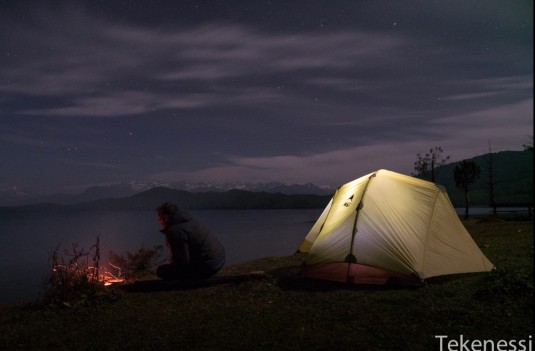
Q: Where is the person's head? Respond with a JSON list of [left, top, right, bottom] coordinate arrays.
[[157, 202, 178, 229]]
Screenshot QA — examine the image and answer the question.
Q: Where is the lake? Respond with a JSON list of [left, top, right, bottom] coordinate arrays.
[[0, 208, 322, 304], [1, 205, 529, 304]]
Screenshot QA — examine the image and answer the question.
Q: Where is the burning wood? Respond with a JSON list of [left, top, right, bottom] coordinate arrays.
[[87, 261, 125, 286]]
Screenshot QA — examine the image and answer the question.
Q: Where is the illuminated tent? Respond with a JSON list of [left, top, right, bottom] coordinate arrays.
[[298, 169, 494, 286]]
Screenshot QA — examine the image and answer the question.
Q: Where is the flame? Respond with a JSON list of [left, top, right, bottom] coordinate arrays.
[[88, 261, 125, 286], [101, 262, 125, 286], [52, 261, 126, 287]]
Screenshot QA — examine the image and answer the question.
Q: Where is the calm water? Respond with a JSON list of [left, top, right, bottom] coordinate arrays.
[[1, 206, 528, 304], [0, 208, 321, 304]]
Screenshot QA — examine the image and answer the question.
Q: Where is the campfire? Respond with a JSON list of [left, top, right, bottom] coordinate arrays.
[[48, 238, 162, 300], [51, 260, 126, 289], [88, 262, 125, 286]]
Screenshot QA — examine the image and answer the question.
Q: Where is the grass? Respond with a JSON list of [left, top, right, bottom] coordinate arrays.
[[0, 219, 532, 350]]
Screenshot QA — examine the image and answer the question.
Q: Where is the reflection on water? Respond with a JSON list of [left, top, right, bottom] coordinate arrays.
[[0, 208, 321, 304]]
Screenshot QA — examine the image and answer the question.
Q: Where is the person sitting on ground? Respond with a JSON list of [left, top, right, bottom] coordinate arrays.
[[156, 202, 225, 280]]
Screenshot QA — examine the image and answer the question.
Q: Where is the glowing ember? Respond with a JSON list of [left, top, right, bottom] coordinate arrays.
[[89, 261, 125, 286]]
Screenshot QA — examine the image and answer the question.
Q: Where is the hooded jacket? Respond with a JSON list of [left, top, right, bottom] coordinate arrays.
[[161, 209, 225, 272]]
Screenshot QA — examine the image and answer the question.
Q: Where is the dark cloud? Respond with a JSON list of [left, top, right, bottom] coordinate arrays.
[[0, 0, 532, 194]]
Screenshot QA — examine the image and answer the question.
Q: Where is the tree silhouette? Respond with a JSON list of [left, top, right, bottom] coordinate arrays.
[[413, 146, 450, 182], [487, 142, 497, 216], [454, 160, 481, 219], [522, 135, 533, 152]]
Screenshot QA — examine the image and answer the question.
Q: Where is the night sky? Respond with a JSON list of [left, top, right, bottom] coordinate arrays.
[[1, 1, 532, 196]]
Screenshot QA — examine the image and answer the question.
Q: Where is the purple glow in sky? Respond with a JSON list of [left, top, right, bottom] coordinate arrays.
[[1, 1, 532, 195]]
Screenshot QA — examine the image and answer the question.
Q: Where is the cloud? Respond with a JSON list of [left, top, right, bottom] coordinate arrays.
[[1, 7, 407, 118], [431, 98, 533, 155], [0, 133, 46, 148], [150, 140, 428, 187], [149, 94, 532, 187], [0, 1, 531, 195]]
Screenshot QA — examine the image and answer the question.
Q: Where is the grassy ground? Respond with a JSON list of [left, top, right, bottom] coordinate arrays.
[[0, 219, 532, 350]]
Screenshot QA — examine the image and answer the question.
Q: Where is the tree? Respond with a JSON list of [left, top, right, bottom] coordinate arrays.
[[522, 135, 533, 152], [487, 142, 497, 216], [413, 146, 450, 182], [454, 160, 481, 220]]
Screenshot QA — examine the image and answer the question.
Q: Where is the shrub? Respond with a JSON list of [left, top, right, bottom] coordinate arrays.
[[108, 245, 163, 280], [44, 236, 117, 307]]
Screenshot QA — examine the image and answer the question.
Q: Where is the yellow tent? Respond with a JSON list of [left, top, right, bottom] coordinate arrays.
[[298, 169, 494, 285]]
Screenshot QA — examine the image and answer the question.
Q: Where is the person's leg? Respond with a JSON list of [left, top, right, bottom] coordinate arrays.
[[157, 261, 225, 280], [156, 263, 190, 280], [194, 258, 226, 278]]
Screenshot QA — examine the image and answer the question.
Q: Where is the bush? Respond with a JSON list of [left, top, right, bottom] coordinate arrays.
[[44, 237, 163, 308], [108, 245, 163, 280], [44, 236, 118, 307]]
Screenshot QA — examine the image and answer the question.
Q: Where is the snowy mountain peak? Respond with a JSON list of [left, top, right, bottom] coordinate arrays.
[[0, 181, 334, 206]]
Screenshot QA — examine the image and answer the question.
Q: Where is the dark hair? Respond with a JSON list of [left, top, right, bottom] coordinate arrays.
[[157, 202, 178, 216]]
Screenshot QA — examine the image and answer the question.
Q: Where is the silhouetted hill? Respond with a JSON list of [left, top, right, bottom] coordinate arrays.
[[2, 150, 530, 212], [434, 150, 533, 207], [0, 188, 332, 213], [0, 181, 333, 206], [91, 188, 332, 210]]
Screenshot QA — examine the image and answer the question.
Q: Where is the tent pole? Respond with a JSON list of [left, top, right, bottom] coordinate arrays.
[[345, 173, 376, 281]]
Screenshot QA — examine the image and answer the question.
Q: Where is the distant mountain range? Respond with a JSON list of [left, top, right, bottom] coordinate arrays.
[[0, 181, 334, 207], [1, 150, 531, 210], [0, 187, 333, 213]]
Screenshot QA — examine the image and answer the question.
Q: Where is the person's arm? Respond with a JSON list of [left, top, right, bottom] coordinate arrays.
[[166, 233, 191, 267]]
